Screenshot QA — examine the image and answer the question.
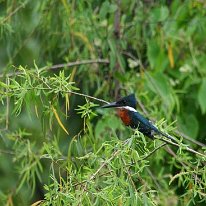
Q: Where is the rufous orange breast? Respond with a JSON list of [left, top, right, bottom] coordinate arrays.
[[116, 108, 132, 126]]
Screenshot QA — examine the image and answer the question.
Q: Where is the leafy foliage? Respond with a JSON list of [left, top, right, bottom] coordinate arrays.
[[0, 0, 206, 205]]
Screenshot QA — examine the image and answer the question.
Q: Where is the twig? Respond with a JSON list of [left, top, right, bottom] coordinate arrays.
[[0, 149, 15, 155], [141, 142, 167, 160], [0, 2, 27, 25], [77, 148, 120, 205], [165, 145, 204, 185], [165, 146, 190, 168], [48, 59, 109, 70], [89, 147, 121, 181], [0, 59, 109, 78], [72, 170, 113, 188], [68, 91, 109, 104], [164, 145, 203, 185], [175, 130, 206, 148], [5, 78, 10, 130], [145, 168, 163, 192], [114, 0, 121, 38], [122, 158, 138, 193], [137, 99, 149, 116], [78, 139, 130, 204], [156, 137, 206, 158]]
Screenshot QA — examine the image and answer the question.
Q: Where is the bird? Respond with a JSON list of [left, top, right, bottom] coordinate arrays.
[[102, 93, 177, 142]]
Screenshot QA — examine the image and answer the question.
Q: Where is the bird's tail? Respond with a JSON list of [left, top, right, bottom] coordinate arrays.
[[158, 130, 178, 143]]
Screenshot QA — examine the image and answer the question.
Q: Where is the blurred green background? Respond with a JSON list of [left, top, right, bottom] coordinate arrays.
[[0, 0, 206, 205]]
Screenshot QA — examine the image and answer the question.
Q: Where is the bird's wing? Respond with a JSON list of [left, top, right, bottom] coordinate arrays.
[[132, 111, 157, 130]]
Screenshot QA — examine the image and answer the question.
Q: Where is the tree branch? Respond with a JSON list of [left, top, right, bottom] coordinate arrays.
[[0, 59, 109, 78], [141, 142, 167, 160], [68, 91, 109, 104], [0, 2, 27, 25], [156, 137, 206, 158], [49, 59, 109, 70], [175, 130, 206, 147], [114, 0, 121, 38]]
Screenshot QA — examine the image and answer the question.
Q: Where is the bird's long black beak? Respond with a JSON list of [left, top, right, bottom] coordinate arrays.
[[101, 101, 120, 108]]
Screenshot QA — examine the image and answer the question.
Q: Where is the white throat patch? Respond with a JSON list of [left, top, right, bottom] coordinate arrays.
[[118, 106, 137, 112]]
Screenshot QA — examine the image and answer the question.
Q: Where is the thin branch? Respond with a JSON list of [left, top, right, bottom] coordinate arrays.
[[88, 147, 121, 181], [145, 167, 163, 192], [72, 170, 113, 188], [163, 145, 203, 184], [0, 59, 109, 78], [67, 91, 109, 104], [156, 137, 206, 158], [0, 2, 27, 25], [114, 0, 121, 38], [0, 149, 15, 155], [165, 145, 204, 188], [175, 130, 206, 148], [122, 158, 138, 193], [49, 59, 109, 70], [77, 148, 120, 205], [137, 99, 149, 116], [79, 139, 130, 202], [165, 146, 190, 168], [141, 142, 167, 160], [5, 78, 10, 130]]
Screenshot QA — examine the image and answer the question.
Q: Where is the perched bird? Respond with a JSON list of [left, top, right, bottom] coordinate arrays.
[[102, 94, 176, 142]]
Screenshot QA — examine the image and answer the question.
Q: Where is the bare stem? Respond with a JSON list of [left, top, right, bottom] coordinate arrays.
[[67, 91, 109, 104], [141, 142, 167, 160], [0, 2, 27, 25], [0, 59, 109, 78], [49, 59, 109, 70], [5, 78, 10, 130], [156, 137, 206, 158], [175, 130, 206, 147], [79, 139, 130, 200]]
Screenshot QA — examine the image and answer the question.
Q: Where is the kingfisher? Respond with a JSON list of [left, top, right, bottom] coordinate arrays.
[[102, 93, 177, 142]]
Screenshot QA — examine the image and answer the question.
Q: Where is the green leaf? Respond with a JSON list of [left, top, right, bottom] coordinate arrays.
[[147, 40, 159, 69], [0, 81, 9, 88], [198, 78, 206, 114], [95, 115, 122, 137], [99, 1, 117, 19], [150, 6, 169, 22], [146, 72, 176, 115], [178, 114, 199, 139], [147, 39, 168, 71]]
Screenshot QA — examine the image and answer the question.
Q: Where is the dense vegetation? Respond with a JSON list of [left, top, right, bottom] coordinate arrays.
[[0, 0, 206, 205]]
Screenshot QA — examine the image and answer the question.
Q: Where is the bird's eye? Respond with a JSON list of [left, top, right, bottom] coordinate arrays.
[[122, 100, 126, 105]]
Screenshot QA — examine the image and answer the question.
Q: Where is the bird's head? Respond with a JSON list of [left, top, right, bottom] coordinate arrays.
[[102, 94, 137, 110]]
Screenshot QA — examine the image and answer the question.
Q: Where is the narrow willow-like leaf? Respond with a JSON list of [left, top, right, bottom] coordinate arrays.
[[51, 105, 69, 135]]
